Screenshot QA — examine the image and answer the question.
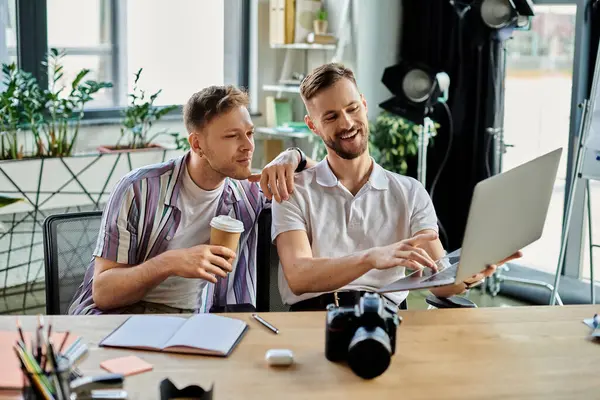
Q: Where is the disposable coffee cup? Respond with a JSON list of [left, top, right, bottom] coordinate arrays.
[[210, 215, 245, 253]]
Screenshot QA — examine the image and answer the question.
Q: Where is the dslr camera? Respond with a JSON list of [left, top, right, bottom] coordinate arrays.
[[325, 292, 401, 379]]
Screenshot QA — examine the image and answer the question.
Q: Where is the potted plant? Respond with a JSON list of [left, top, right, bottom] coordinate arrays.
[[0, 49, 113, 160], [0, 63, 45, 160], [368, 111, 436, 175], [313, 8, 328, 35], [0, 56, 184, 303], [98, 68, 178, 153], [42, 49, 113, 157]]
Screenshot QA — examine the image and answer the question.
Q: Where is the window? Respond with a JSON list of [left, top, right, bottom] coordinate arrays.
[[47, 0, 113, 107], [126, 0, 224, 107], [502, 5, 577, 273], [0, 0, 17, 65], [41, 0, 234, 111]]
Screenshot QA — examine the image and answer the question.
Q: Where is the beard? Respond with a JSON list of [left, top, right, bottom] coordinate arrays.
[[323, 124, 368, 160], [202, 148, 253, 180]]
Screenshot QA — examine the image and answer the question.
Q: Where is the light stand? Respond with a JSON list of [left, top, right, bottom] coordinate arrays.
[[417, 117, 436, 186], [380, 64, 450, 188]]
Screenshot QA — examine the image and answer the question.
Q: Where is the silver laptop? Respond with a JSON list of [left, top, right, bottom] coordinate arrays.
[[378, 148, 563, 293]]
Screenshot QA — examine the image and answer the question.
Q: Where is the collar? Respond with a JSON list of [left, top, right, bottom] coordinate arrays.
[[164, 152, 188, 207], [315, 157, 389, 191], [164, 152, 243, 208], [222, 178, 244, 205]]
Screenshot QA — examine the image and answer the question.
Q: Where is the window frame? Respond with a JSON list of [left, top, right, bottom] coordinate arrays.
[[14, 0, 251, 122]]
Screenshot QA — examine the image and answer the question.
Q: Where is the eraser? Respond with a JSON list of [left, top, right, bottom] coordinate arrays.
[[265, 349, 294, 366]]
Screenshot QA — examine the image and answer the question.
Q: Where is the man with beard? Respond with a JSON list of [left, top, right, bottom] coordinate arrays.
[[69, 85, 315, 315], [271, 63, 520, 311]]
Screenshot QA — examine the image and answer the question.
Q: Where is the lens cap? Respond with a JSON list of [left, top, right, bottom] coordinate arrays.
[[347, 327, 392, 379]]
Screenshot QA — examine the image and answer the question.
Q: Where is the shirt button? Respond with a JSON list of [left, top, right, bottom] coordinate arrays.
[[166, 235, 172, 241]]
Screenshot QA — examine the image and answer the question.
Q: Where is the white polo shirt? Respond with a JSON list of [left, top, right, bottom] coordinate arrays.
[[271, 158, 439, 306]]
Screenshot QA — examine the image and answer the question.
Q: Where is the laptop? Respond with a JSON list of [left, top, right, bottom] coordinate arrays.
[[378, 148, 563, 293]]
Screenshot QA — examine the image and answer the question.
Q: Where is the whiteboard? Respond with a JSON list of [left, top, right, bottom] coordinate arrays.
[[582, 43, 600, 181]]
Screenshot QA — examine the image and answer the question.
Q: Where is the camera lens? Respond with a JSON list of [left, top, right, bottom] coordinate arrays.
[[346, 326, 392, 379]]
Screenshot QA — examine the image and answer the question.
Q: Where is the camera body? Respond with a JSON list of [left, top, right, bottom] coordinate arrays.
[[325, 292, 401, 379]]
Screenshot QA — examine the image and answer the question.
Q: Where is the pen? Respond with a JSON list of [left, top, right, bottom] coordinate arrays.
[[251, 313, 279, 334]]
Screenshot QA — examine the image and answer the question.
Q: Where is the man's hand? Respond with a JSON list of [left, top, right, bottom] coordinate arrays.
[[170, 245, 237, 283], [248, 149, 300, 202], [461, 250, 523, 288], [367, 232, 439, 271], [431, 251, 523, 297]]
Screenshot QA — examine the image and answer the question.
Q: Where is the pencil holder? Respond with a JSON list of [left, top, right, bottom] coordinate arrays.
[[21, 367, 71, 400]]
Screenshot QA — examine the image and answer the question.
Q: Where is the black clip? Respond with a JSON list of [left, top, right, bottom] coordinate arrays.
[[160, 378, 213, 400]]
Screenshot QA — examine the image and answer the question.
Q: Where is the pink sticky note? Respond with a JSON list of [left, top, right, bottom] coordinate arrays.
[[100, 355, 153, 377]]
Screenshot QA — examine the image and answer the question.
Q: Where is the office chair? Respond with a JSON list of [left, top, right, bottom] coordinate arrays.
[[254, 208, 475, 310], [43, 211, 103, 315], [256, 208, 289, 311]]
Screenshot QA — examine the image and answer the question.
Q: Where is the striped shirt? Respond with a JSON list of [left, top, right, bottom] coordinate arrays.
[[69, 152, 268, 315]]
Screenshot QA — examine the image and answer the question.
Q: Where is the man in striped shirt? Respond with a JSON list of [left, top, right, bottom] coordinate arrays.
[[69, 85, 314, 315]]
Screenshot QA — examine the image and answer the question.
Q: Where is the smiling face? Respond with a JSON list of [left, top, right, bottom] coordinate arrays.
[[304, 78, 369, 160], [300, 63, 369, 160]]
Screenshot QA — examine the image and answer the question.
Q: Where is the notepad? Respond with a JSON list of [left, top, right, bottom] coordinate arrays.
[[100, 355, 153, 376], [99, 314, 248, 357]]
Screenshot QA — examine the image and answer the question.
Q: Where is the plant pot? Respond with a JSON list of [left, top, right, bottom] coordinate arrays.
[[313, 20, 328, 35], [97, 143, 166, 154], [0, 148, 184, 292]]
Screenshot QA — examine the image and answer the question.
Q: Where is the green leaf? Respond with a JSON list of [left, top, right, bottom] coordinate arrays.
[[71, 69, 90, 90], [0, 196, 22, 208]]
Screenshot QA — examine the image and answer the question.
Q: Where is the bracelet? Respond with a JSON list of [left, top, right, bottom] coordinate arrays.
[[288, 147, 307, 172]]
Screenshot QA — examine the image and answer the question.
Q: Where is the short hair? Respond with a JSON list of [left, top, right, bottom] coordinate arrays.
[[183, 85, 249, 133], [300, 63, 357, 101]]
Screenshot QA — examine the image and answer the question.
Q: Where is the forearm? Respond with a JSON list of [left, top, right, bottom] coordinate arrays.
[[284, 251, 373, 295], [92, 251, 176, 310]]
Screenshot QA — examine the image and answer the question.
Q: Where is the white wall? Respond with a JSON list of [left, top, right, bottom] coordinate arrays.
[[351, 0, 403, 120], [252, 0, 403, 123]]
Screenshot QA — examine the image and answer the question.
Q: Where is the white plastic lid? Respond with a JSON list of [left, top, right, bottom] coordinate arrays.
[[210, 215, 244, 233]]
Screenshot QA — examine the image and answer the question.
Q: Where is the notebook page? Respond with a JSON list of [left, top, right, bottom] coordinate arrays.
[[100, 316, 186, 350], [164, 314, 247, 355]]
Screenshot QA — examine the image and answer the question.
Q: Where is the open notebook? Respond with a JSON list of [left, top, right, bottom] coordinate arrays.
[[99, 314, 248, 357]]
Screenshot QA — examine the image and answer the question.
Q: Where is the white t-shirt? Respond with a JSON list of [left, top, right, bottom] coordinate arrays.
[[271, 158, 439, 306], [142, 163, 224, 309]]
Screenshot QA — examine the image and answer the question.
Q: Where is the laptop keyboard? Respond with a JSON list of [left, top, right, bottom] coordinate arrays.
[[420, 264, 458, 283]]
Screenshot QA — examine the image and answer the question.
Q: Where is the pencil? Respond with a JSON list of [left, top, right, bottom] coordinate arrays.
[[15, 317, 25, 344], [14, 346, 55, 400], [58, 331, 70, 354], [36, 315, 43, 364]]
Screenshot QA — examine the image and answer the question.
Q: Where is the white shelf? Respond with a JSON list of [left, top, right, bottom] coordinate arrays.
[[262, 84, 301, 93], [270, 43, 336, 50], [255, 126, 311, 139]]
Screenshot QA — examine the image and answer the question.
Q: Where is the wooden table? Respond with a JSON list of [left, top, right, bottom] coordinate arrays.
[[2, 305, 599, 399]]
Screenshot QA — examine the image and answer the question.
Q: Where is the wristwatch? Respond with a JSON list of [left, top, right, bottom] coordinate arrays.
[[288, 147, 307, 172]]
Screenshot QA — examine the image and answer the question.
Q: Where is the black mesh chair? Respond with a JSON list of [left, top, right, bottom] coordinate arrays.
[[254, 208, 475, 311], [43, 211, 103, 315], [256, 208, 288, 311]]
